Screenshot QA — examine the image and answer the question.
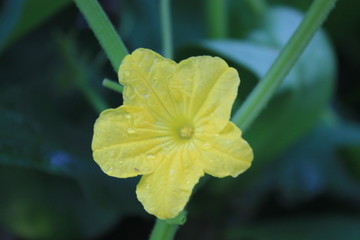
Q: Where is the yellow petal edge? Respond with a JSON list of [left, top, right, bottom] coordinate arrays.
[[91, 48, 253, 219]]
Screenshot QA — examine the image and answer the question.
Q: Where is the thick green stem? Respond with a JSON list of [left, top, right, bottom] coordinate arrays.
[[206, 0, 227, 39], [149, 211, 187, 240], [73, 0, 128, 72], [160, 0, 173, 59], [149, 219, 178, 240], [232, 0, 338, 131]]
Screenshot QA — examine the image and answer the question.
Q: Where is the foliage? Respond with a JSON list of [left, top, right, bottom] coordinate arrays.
[[0, 0, 359, 239]]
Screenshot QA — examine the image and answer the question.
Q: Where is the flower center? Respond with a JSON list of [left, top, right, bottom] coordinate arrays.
[[179, 125, 194, 139]]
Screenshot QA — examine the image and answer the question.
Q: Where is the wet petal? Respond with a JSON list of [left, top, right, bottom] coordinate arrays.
[[195, 122, 253, 178], [172, 56, 240, 132], [119, 48, 181, 124], [92, 106, 170, 178], [136, 145, 204, 219]]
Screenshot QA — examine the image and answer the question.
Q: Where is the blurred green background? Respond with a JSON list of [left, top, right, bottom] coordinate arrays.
[[1, 0, 360, 239]]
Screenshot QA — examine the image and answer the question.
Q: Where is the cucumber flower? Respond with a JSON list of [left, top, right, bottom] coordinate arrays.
[[92, 48, 253, 219]]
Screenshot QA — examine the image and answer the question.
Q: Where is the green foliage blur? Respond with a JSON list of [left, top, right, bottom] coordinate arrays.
[[1, 0, 360, 239]]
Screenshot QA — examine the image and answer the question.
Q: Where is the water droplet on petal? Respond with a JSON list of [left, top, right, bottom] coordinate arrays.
[[202, 142, 212, 150], [125, 113, 131, 119], [107, 167, 114, 173], [124, 70, 130, 77], [124, 87, 134, 97], [127, 128, 135, 134], [146, 153, 155, 160], [169, 169, 175, 176], [137, 87, 149, 97]]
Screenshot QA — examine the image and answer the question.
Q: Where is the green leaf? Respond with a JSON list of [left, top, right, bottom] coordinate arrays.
[[0, 165, 122, 239], [0, 0, 71, 51], [272, 119, 360, 204]]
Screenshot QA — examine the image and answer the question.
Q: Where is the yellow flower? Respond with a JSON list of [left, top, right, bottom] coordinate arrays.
[[92, 48, 253, 219]]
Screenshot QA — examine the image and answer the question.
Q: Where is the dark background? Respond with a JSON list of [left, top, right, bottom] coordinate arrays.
[[0, 0, 360, 239]]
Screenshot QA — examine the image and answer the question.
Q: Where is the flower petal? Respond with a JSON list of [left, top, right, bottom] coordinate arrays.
[[119, 48, 181, 124], [92, 106, 170, 178], [172, 56, 240, 132], [195, 122, 253, 178], [136, 145, 204, 219]]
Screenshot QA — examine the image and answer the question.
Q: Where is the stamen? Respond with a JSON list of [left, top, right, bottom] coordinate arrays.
[[180, 126, 194, 139]]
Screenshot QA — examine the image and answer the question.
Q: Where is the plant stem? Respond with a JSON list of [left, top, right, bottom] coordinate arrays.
[[102, 78, 123, 93], [73, 0, 128, 72], [232, 0, 338, 131], [149, 211, 187, 240], [149, 219, 178, 240], [206, 0, 227, 39], [160, 0, 173, 59]]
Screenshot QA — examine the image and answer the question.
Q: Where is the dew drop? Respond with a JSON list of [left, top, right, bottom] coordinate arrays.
[[125, 113, 131, 119], [127, 128, 136, 134], [124, 70, 130, 77], [202, 142, 212, 150], [169, 169, 175, 176], [124, 87, 134, 97], [146, 153, 155, 160], [138, 87, 149, 97], [107, 167, 114, 173]]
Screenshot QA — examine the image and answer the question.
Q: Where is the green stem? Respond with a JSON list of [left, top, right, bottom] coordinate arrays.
[[160, 0, 173, 59], [232, 0, 338, 131], [102, 78, 123, 93], [206, 0, 227, 38], [149, 211, 187, 240], [73, 0, 128, 72]]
